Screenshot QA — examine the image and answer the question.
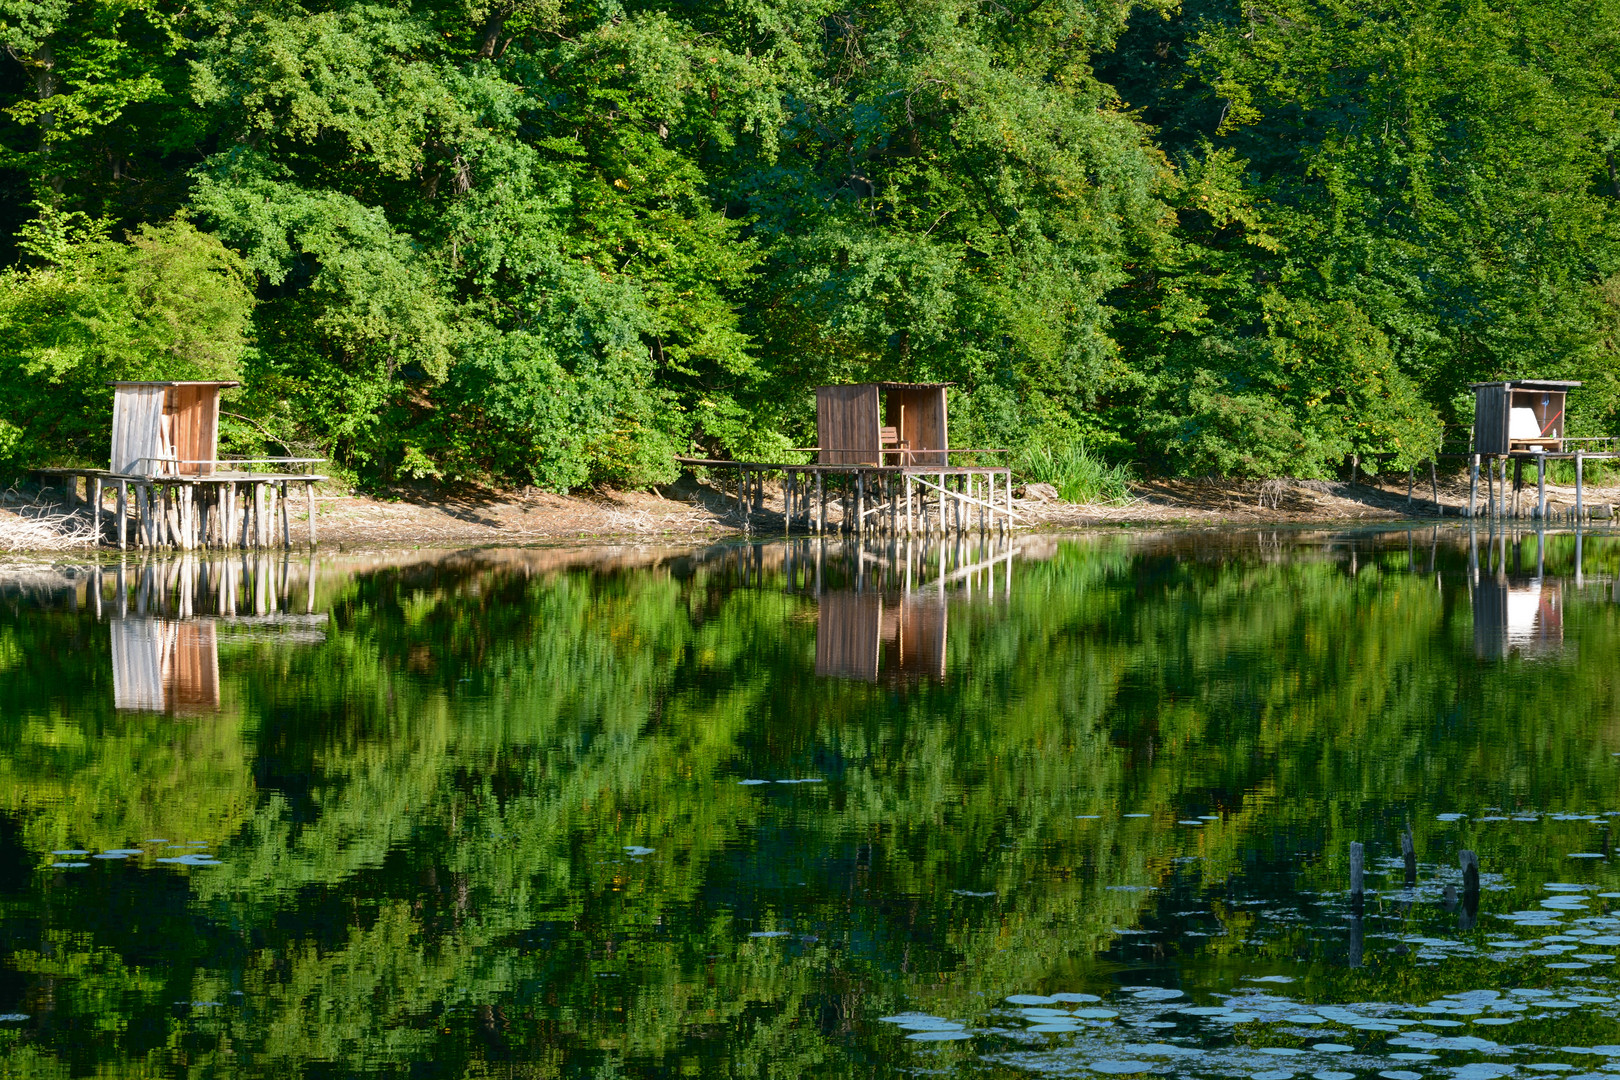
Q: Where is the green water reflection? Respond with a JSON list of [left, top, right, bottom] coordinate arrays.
[[2, 528, 1620, 1077]]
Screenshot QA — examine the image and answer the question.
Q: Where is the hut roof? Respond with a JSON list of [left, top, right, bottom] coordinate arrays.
[[1469, 380, 1582, 389], [107, 380, 241, 388]]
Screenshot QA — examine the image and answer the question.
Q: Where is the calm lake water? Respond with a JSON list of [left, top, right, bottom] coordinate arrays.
[[5, 527, 1620, 1078]]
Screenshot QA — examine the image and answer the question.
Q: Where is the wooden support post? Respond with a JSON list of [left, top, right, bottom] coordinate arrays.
[[1349, 840, 1365, 900], [1536, 455, 1547, 519], [1407, 467, 1414, 506], [1513, 458, 1523, 518], [116, 480, 127, 550], [279, 481, 291, 547], [816, 471, 825, 535], [856, 471, 865, 536], [1430, 460, 1440, 515], [905, 474, 914, 537], [1401, 829, 1416, 888], [165, 486, 181, 548], [1468, 454, 1479, 518], [1460, 849, 1479, 896], [306, 481, 317, 547], [1577, 451, 1585, 523], [90, 476, 103, 545], [254, 482, 267, 548]]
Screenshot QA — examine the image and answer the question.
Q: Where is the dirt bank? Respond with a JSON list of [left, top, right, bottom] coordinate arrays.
[[299, 471, 1617, 546], [9, 470, 1611, 551]]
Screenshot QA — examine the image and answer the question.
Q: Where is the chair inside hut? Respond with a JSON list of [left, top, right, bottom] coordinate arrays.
[[816, 383, 951, 466], [110, 381, 238, 477]]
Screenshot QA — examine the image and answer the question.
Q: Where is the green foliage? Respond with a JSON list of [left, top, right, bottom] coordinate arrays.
[[2, 0, 1620, 483]]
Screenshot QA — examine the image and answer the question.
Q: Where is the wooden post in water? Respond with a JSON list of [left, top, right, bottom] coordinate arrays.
[[1577, 451, 1585, 523], [115, 480, 127, 550], [306, 480, 317, 546], [1407, 467, 1414, 506], [1537, 455, 1547, 519], [816, 471, 825, 535], [1430, 460, 1440, 515], [1349, 840, 1365, 901], [906, 475, 914, 537], [1469, 454, 1479, 518], [1402, 829, 1416, 888], [1460, 849, 1479, 895], [279, 481, 291, 548]]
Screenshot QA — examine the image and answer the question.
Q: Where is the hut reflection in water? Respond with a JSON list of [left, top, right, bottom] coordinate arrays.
[[802, 535, 1016, 684], [1470, 528, 1566, 659], [97, 554, 327, 713]]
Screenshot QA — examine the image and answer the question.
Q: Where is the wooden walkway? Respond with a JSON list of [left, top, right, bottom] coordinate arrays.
[[676, 458, 1018, 536], [34, 466, 326, 550]]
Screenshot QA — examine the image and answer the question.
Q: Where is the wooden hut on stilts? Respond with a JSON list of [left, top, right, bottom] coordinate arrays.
[[679, 382, 1018, 536], [35, 381, 326, 550]]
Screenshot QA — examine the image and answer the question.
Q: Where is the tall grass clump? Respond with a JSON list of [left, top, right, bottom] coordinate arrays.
[[1014, 443, 1135, 505]]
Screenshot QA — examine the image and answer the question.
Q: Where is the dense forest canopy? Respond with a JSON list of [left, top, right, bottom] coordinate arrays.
[[1, 0, 1617, 489]]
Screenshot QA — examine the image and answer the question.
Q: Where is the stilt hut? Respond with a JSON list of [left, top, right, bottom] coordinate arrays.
[[816, 382, 950, 466], [35, 380, 326, 550], [1472, 380, 1580, 456], [110, 381, 238, 476]]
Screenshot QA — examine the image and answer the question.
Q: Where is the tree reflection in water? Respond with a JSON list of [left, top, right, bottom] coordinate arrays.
[[0, 528, 1616, 1076]]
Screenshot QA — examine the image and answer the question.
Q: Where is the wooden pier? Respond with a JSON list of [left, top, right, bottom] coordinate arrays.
[[35, 466, 325, 550]]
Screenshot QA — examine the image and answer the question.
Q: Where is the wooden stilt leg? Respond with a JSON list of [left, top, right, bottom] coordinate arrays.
[[1577, 451, 1585, 523], [280, 481, 291, 548], [1537, 455, 1546, 519], [255, 482, 267, 548], [306, 481, 317, 547], [116, 480, 127, 550], [816, 471, 825, 535], [1468, 454, 1479, 518]]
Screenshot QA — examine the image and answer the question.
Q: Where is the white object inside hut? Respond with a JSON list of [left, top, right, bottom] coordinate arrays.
[[1508, 407, 1544, 445]]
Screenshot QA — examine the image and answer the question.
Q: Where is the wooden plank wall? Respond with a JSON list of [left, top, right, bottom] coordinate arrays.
[[817, 385, 881, 465], [815, 591, 881, 680], [110, 387, 167, 474], [1474, 384, 1508, 456], [171, 385, 220, 475]]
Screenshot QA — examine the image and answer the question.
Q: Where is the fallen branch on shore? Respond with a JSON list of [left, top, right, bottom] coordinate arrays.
[[0, 501, 101, 552]]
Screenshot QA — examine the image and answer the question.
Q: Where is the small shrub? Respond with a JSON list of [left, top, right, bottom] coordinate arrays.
[[1015, 442, 1135, 505]]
